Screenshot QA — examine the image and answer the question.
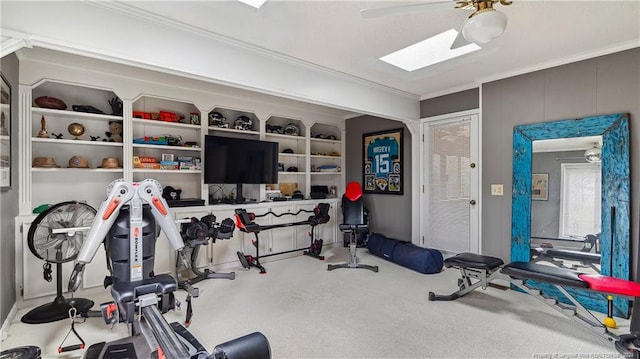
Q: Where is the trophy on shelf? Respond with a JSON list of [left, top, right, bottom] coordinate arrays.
[[37, 115, 49, 138], [68, 122, 85, 140]]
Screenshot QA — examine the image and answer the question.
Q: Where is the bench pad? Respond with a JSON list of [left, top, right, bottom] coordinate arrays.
[[579, 275, 640, 297], [501, 262, 589, 288], [444, 252, 504, 271]]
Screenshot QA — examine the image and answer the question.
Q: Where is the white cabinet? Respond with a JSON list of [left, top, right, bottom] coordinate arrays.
[[131, 96, 203, 200], [265, 130, 307, 197], [23, 82, 343, 209], [310, 123, 344, 196], [30, 81, 125, 210], [263, 118, 345, 199], [16, 69, 343, 299]]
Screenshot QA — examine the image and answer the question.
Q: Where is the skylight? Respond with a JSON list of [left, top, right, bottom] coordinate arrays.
[[237, 0, 267, 9], [380, 29, 481, 72]]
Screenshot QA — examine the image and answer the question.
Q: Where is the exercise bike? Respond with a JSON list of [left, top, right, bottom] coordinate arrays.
[[68, 179, 271, 359]]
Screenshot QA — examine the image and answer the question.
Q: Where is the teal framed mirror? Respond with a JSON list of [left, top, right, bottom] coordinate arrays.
[[511, 113, 630, 316]]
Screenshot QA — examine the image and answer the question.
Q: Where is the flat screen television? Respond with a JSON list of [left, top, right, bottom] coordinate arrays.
[[204, 135, 279, 203]]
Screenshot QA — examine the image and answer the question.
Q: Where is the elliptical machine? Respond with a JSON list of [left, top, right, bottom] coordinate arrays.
[[68, 179, 271, 359]]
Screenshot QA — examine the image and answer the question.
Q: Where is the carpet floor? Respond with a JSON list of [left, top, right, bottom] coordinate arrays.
[[1, 245, 628, 358]]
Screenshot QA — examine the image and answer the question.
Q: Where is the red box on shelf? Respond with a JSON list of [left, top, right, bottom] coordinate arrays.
[[159, 111, 179, 122]]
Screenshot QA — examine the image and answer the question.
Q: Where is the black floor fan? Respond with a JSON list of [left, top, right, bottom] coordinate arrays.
[[21, 201, 96, 324]]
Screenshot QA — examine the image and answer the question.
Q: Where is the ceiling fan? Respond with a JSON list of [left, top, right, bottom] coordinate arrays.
[[361, 0, 513, 45]]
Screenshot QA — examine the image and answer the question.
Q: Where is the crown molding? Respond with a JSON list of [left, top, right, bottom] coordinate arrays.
[[83, 0, 418, 102]]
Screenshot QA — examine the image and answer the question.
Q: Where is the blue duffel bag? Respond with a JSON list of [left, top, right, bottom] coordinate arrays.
[[393, 241, 443, 274], [367, 233, 443, 274], [367, 232, 389, 258]]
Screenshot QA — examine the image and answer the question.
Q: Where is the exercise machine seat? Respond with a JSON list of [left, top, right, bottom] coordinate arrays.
[[444, 253, 504, 271], [328, 182, 378, 272], [110, 274, 177, 305], [341, 182, 366, 232], [502, 261, 589, 288]]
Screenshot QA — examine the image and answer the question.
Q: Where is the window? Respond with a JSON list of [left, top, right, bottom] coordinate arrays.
[[559, 163, 601, 239]]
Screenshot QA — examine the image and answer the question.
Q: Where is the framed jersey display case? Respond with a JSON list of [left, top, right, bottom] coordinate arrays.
[[363, 128, 403, 195]]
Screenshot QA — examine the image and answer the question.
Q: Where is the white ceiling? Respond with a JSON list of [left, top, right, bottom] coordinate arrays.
[[115, 0, 640, 99]]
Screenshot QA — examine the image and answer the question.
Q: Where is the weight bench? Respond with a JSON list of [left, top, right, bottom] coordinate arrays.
[[428, 253, 504, 301], [429, 252, 640, 357]]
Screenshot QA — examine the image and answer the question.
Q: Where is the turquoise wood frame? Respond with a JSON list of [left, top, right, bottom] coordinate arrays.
[[511, 113, 630, 316]]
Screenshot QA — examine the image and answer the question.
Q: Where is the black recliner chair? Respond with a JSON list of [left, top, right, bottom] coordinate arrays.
[[327, 182, 378, 272]]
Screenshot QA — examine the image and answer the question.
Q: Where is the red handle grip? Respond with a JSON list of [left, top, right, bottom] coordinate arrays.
[[58, 344, 84, 353]]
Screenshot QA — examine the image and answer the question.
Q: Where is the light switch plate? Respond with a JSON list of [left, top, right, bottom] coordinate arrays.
[[491, 184, 503, 196]]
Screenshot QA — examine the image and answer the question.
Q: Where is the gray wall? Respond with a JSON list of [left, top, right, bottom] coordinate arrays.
[[345, 116, 411, 241], [0, 53, 19, 326], [420, 88, 479, 118], [482, 48, 640, 275]]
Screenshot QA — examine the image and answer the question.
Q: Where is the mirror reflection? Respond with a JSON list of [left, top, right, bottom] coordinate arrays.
[[529, 136, 602, 274]]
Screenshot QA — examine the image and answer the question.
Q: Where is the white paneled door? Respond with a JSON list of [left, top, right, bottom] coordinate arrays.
[[421, 112, 479, 254]]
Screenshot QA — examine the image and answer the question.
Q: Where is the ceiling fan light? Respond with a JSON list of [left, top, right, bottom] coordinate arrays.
[[584, 145, 602, 163], [462, 9, 507, 44]]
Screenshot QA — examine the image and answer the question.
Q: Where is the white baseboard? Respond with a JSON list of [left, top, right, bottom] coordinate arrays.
[[1, 302, 17, 342]]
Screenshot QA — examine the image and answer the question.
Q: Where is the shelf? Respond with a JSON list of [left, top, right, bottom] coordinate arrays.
[[279, 171, 307, 175], [24, 80, 342, 217], [32, 107, 123, 121], [32, 137, 123, 147], [310, 137, 340, 145], [310, 154, 341, 159], [0, 135, 9, 141], [279, 153, 305, 158], [132, 118, 200, 130], [207, 126, 259, 136], [266, 133, 305, 141], [32, 167, 123, 172], [132, 143, 201, 151], [132, 169, 202, 174]]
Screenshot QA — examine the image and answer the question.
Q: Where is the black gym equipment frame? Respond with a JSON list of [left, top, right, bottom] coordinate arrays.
[[176, 215, 236, 289], [235, 203, 330, 274]]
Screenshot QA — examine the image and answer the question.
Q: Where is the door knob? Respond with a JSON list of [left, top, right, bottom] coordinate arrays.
[[470, 200, 476, 205]]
